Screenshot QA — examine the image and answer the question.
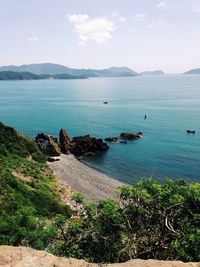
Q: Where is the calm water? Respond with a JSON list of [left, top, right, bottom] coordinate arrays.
[[0, 75, 200, 184]]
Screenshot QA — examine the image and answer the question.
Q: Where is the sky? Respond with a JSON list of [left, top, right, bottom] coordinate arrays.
[[0, 0, 200, 73]]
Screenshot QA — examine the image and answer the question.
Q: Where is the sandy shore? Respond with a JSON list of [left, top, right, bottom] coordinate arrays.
[[48, 154, 124, 201]]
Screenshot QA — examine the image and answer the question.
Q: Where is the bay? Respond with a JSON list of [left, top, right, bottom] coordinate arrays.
[[0, 75, 200, 184]]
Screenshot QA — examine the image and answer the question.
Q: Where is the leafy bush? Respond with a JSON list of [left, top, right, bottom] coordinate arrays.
[[71, 192, 85, 204], [53, 179, 200, 263]]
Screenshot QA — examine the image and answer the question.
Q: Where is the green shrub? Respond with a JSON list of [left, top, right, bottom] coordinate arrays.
[[71, 192, 85, 204], [54, 179, 200, 263]]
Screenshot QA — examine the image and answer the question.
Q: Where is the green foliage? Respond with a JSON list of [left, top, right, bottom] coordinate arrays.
[[0, 122, 47, 162], [0, 206, 57, 249], [71, 192, 85, 204], [53, 179, 200, 263], [0, 122, 71, 251]]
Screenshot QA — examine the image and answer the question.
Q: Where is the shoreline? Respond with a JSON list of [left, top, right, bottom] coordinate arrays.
[[48, 154, 125, 201]]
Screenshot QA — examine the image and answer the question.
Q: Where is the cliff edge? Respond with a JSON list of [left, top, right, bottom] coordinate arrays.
[[0, 246, 199, 267]]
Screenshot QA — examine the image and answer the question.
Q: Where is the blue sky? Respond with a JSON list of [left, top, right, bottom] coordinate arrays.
[[0, 0, 200, 72]]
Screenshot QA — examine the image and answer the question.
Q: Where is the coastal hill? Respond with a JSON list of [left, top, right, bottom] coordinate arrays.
[[184, 68, 200, 74], [0, 71, 85, 80], [0, 63, 138, 77]]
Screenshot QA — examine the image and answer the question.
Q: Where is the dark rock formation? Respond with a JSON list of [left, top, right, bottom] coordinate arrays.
[[120, 132, 142, 140], [36, 129, 109, 158], [35, 133, 61, 157], [59, 129, 109, 156], [59, 129, 71, 154], [70, 135, 109, 156]]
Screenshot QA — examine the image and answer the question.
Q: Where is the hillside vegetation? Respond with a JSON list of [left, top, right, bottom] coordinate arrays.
[[0, 122, 70, 249], [0, 71, 85, 80], [0, 122, 199, 263]]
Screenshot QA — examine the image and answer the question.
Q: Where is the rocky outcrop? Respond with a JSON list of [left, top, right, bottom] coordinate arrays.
[[59, 129, 109, 157], [105, 132, 143, 143], [120, 132, 142, 140], [59, 128, 71, 154], [0, 246, 199, 267], [37, 130, 109, 158], [70, 135, 109, 156], [35, 133, 61, 157]]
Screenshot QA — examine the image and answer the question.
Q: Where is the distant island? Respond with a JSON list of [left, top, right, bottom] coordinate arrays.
[[0, 71, 85, 80], [1, 63, 200, 80], [140, 70, 164, 76], [0, 63, 168, 80], [0, 63, 138, 79], [184, 68, 200, 75]]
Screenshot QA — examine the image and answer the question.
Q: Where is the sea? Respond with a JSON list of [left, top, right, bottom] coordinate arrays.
[[0, 75, 200, 184]]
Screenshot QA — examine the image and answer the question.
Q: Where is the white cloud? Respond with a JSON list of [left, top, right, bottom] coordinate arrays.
[[157, 1, 167, 8], [135, 13, 146, 21], [27, 36, 39, 42], [119, 16, 127, 23], [68, 14, 115, 45]]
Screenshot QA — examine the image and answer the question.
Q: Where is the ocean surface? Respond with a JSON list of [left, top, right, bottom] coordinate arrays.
[[0, 75, 200, 184]]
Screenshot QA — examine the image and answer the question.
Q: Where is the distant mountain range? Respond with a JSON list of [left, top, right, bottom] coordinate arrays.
[[184, 68, 200, 75], [1, 63, 200, 80], [0, 63, 168, 80], [0, 63, 138, 78]]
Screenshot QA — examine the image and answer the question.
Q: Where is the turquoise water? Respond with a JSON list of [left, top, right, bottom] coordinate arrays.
[[0, 75, 200, 184]]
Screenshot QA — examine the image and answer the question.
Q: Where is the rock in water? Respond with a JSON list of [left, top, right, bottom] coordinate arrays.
[[70, 135, 109, 156], [59, 129, 109, 157], [59, 128, 71, 154], [120, 132, 141, 140]]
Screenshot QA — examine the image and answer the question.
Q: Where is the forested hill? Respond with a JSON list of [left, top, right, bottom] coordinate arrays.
[[0, 63, 138, 77], [0, 71, 85, 80]]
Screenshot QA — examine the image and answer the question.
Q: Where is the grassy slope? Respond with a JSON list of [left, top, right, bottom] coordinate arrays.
[[0, 122, 70, 249]]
